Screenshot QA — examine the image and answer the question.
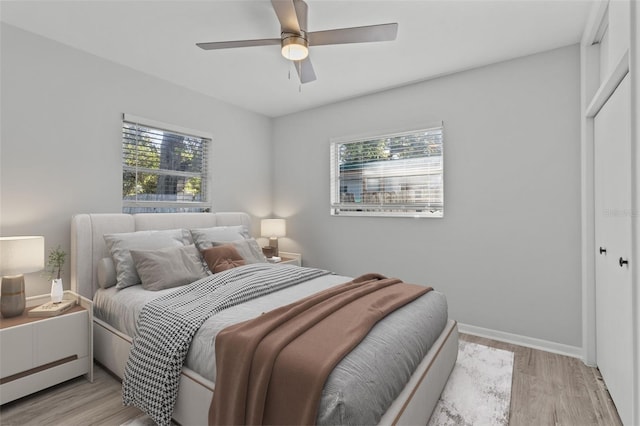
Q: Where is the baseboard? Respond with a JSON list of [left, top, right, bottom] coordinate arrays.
[[458, 323, 583, 360]]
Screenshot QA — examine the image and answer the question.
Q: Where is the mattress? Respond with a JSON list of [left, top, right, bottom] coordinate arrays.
[[94, 267, 448, 425]]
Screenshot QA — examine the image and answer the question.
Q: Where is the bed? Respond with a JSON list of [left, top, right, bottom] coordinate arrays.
[[70, 212, 458, 425]]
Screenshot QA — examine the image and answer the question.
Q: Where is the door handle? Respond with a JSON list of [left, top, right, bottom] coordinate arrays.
[[619, 257, 629, 267], [599, 247, 607, 255]]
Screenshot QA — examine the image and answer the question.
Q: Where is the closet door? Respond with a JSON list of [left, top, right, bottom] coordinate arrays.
[[594, 74, 633, 426]]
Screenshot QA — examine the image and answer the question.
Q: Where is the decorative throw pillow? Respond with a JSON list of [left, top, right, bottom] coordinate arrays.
[[201, 244, 246, 274], [130, 244, 208, 291], [212, 239, 267, 264], [97, 257, 117, 289], [104, 228, 192, 289], [190, 225, 250, 251]]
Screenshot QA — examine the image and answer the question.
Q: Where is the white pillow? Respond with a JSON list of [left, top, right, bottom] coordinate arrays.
[[190, 225, 250, 251], [130, 244, 208, 291], [104, 228, 192, 289]]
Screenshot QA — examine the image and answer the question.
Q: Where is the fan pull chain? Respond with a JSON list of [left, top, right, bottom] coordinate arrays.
[[285, 60, 302, 92], [288, 46, 292, 80]]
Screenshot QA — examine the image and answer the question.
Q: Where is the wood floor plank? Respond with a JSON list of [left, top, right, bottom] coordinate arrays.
[[459, 334, 623, 426], [0, 366, 146, 426], [0, 334, 623, 426]]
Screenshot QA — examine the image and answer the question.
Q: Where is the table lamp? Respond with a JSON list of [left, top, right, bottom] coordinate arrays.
[[261, 219, 286, 257], [0, 236, 45, 318]]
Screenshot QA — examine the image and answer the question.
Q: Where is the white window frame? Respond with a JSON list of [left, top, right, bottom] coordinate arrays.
[[330, 123, 444, 218], [122, 114, 212, 213]]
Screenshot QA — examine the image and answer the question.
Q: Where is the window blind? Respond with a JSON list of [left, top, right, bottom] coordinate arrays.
[[330, 124, 443, 218], [122, 115, 211, 213]]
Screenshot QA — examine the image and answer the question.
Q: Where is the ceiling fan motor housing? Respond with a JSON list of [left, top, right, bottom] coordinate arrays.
[[281, 31, 309, 60]]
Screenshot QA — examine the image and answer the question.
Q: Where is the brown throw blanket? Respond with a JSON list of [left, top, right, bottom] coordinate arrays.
[[209, 273, 432, 425]]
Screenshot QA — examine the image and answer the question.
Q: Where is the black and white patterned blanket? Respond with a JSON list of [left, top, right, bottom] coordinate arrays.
[[121, 263, 331, 426]]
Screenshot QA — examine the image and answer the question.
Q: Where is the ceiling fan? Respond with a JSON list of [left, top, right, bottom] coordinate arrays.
[[196, 0, 398, 84]]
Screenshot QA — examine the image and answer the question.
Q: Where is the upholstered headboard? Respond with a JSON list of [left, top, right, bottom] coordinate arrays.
[[70, 212, 251, 300]]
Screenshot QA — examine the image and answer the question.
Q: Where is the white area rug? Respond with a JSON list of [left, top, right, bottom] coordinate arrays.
[[428, 340, 514, 426], [122, 340, 514, 426]]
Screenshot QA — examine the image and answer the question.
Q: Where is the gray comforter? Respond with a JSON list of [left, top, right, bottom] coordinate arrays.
[[94, 264, 448, 425]]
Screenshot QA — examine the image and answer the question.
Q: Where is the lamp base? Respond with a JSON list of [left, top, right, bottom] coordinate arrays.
[[269, 237, 279, 257], [1, 275, 26, 318]]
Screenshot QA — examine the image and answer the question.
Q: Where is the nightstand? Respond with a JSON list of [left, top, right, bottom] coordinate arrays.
[[0, 291, 93, 404], [278, 252, 302, 267]]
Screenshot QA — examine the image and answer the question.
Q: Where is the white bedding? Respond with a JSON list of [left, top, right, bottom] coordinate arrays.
[[94, 266, 449, 424], [95, 271, 353, 382]]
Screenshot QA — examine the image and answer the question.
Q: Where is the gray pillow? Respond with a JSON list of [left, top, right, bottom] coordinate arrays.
[[215, 239, 267, 264], [130, 244, 207, 291], [190, 225, 250, 251], [104, 228, 192, 289], [97, 257, 117, 289]]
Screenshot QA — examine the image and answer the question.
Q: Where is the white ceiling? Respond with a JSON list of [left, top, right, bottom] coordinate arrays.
[[1, 0, 594, 117]]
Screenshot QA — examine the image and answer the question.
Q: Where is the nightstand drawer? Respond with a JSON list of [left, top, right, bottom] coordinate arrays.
[[0, 325, 34, 378], [34, 311, 89, 366], [0, 293, 93, 405]]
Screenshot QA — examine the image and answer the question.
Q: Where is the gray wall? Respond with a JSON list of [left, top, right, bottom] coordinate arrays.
[[272, 45, 582, 347], [0, 24, 273, 296], [1, 22, 583, 347]]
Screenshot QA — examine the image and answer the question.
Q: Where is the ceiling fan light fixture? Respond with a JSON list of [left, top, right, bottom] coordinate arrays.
[[281, 34, 309, 61], [197, 0, 398, 84]]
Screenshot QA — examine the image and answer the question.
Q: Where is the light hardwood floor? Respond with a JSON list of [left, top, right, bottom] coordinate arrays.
[[0, 333, 622, 426], [461, 334, 622, 426]]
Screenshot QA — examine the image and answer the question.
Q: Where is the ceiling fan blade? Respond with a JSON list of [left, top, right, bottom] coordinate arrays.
[[295, 57, 316, 84], [292, 0, 308, 32], [271, 0, 300, 33], [308, 23, 398, 46], [196, 38, 280, 50]]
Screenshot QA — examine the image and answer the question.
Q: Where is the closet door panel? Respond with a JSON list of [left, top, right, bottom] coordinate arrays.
[[594, 74, 633, 426]]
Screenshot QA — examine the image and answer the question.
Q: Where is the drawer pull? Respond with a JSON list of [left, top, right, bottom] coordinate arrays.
[[619, 257, 629, 267], [599, 247, 607, 255]]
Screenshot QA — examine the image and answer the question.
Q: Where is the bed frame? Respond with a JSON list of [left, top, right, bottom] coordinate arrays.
[[70, 212, 458, 425]]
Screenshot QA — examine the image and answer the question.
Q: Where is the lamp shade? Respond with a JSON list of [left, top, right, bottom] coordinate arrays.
[[0, 236, 45, 276], [261, 219, 286, 238]]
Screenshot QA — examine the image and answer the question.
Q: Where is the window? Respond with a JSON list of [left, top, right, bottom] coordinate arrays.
[[122, 114, 211, 213], [330, 124, 443, 218]]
